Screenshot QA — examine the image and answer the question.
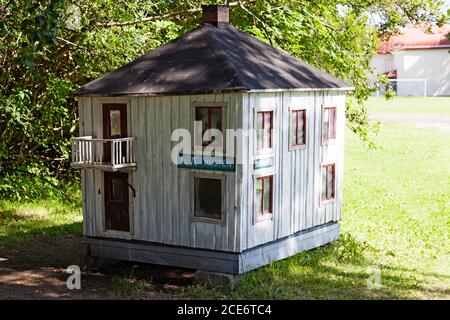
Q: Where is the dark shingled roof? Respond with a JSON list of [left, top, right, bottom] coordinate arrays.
[[72, 24, 351, 96]]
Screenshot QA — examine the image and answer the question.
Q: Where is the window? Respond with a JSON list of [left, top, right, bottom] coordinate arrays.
[[321, 164, 335, 201], [110, 110, 122, 137], [255, 175, 273, 221], [322, 107, 336, 141], [195, 106, 222, 147], [290, 109, 306, 147], [111, 177, 126, 201], [256, 111, 273, 152], [192, 175, 225, 223]]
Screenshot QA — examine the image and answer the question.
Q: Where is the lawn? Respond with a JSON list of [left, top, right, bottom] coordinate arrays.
[[366, 96, 450, 115], [0, 97, 449, 299]]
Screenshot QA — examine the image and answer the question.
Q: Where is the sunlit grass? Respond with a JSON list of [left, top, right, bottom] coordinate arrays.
[[367, 96, 450, 115], [0, 197, 83, 248]]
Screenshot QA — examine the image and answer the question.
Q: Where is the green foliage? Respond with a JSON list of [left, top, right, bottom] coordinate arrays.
[[0, 0, 446, 199]]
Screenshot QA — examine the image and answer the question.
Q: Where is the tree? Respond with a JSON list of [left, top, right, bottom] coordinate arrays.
[[0, 0, 446, 199]]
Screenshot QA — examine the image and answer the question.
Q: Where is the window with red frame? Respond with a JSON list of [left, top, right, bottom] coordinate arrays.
[[195, 106, 222, 147], [322, 107, 336, 141], [321, 164, 335, 201], [255, 175, 273, 220], [290, 109, 306, 147], [256, 111, 273, 151]]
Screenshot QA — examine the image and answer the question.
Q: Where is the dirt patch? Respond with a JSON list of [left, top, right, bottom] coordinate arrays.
[[371, 114, 450, 132], [0, 235, 195, 299]]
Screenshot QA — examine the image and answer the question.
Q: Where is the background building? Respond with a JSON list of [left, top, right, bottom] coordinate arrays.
[[372, 24, 450, 96]]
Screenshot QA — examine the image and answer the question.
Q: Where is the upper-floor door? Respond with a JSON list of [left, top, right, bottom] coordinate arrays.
[[102, 103, 127, 163]]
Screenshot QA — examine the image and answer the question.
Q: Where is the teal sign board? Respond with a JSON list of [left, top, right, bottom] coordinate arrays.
[[254, 157, 273, 169], [178, 155, 235, 171]]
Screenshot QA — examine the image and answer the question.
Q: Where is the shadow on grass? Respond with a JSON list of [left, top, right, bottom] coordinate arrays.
[[184, 233, 448, 300]]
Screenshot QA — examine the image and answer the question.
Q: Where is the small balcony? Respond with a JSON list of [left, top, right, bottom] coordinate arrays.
[[71, 136, 136, 171]]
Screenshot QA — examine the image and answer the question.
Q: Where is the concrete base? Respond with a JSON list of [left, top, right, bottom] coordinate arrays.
[[86, 222, 339, 275]]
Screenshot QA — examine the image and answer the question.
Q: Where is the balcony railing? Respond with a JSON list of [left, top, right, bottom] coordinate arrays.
[[71, 136, 136, 171]]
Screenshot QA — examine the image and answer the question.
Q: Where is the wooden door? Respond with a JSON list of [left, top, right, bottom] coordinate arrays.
[[103, 103, 127, 162], [104, 172, 130, 232]]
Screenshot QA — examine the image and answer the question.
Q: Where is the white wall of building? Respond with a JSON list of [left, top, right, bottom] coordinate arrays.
[[393, 49, 450, 96], [371, 53, 394, 74], [371, 49, 450, 96]]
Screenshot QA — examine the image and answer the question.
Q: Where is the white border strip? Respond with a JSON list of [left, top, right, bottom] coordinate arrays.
[[247, 87, 354, 93]]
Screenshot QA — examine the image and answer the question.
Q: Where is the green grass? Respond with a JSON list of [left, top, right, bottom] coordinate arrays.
[[0, 198, 83, 248], [367, 96, 450, 115], [184, 98, 450, 300]]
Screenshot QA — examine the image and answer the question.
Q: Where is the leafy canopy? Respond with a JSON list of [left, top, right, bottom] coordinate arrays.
[[0, 0, 447, 199]]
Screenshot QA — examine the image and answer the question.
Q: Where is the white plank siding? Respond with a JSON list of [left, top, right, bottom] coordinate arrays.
[[239, 90, 345, 251], [78, 90, 345, 253], [79, 93, 242, 252]]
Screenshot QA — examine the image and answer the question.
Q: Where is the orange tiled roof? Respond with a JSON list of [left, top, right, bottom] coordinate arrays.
[[378, 24, 450, 54]]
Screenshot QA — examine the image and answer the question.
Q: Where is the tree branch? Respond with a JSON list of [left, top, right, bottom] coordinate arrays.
[[238, 1, 274, 46], [96, 8, 201, 27], [0, 0, 14, 21], [95, 0, 255, 28]]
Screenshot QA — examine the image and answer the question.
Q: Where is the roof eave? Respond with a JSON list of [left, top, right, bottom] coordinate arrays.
[[247, 87, 355, 93], [68, 87, 248, 98]]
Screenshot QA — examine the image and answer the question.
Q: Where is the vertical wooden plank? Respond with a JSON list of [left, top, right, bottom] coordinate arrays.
[[83, 97, 95, 236], [94, 169, 103, 236], [223, 93, 234, 251], [325, 92, 334, 224], [92, 98, 103, 236], [336, 92, 346, 222], [171, 95, 180, 245], [281, 91, 292, 237], [145, 97, 157, 241], [178, 95, 191, 247], [154, 96, 164, 242], [315, 91, 324, 227], [187, 96, 196, 247], [305, 92, 316, 229], [239, 92, 249, 251], [214, 93, 225, 251], [230, 92, 242, 252], [247, 93, 255, 249], [137, 97, 148, 240], [162, 96, 173, 244], [130, 97, 140, 238], [192, 94, 205, 249], [278, 91, 284, 239], [78, 98, 88, 236], [203, 94, 218, 250], [302, 92, 312, 231]]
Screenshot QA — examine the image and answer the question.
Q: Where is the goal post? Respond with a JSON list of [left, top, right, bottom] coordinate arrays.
[[376, 78, 427, 97]]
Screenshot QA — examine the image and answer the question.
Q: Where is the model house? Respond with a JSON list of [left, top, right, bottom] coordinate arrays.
[[70, 5, 352, 274], [372, 24, 450, 96]]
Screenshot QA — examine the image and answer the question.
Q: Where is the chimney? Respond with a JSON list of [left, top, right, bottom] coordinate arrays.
[[202, 5, 229, 27]]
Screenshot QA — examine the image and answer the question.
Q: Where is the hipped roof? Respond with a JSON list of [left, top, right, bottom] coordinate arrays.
[[378, 24, 450, 54], [72, 23, 351, 96]]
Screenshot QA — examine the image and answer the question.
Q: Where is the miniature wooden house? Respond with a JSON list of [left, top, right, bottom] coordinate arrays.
[[70, 5, 352, 274]]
